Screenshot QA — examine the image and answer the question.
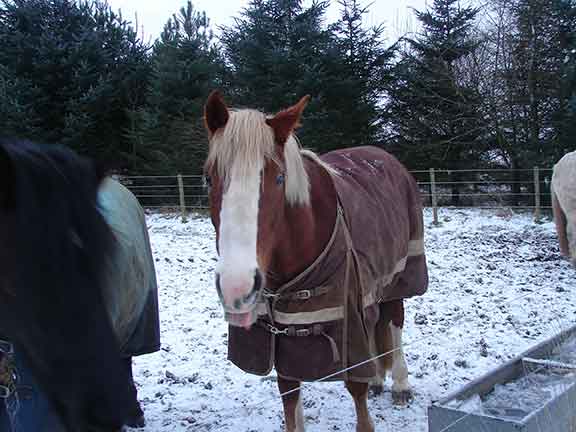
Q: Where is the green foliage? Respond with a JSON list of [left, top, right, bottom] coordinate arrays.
[[0, 0, 150, 164], [0, 64, 41, 138], [125, 0, 224, 174], [1, 0, 574, 177], [480, 0, 576, 169], [220, 0, 335, 152], [220, 0, 394, 153], [384, 0, 485, 172], [326, 0, 395, 147], [552, 0, 576, 159]]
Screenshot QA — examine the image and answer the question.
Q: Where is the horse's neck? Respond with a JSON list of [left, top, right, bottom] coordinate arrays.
[[269, 156, 338, 287]]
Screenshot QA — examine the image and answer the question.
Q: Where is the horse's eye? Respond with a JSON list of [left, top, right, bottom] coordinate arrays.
[[204, 176, 212, 187], [276, 174, 285, 185]]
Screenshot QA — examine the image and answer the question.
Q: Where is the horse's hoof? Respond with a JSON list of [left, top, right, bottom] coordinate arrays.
[[392, 389, 413, 405], [356, 419, 375, 432], [369, 383, 384, 397], [124, 413, 146, 428]]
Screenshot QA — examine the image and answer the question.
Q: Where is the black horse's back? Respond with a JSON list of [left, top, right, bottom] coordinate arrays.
[[0, 139, 133, 431]]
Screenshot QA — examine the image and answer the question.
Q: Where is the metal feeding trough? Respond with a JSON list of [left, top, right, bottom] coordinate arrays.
[[428, 324, 576, 432]]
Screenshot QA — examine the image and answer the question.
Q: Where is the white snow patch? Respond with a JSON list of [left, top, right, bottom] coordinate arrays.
[[129, 208, 576, 431]]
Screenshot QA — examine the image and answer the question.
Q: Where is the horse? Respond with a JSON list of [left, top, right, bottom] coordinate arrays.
[[203, 91, 428, 431], [0, 139, 160, 431], [552, 150, 576, 266]]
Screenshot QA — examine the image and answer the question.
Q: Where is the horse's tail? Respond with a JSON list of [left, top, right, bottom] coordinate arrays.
[[374, 304, 395, 376], [552, 184, 570, 257]]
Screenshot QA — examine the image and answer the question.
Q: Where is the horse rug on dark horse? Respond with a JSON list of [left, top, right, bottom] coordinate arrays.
[[0, 178, 160, 431]]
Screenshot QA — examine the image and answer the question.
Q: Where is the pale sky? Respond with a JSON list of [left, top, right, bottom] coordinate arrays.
[[106, 0, 429, 44]]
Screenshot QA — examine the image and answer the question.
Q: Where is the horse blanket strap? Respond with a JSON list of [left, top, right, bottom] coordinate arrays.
[[0, 340, 16, 399], [259, 322, 341, 363], [227, 147, 428, 382], [267, 285, 332, 301]]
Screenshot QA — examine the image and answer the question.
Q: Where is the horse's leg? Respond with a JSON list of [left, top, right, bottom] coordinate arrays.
[[123, 357, 146, 428], [277, 377, 304, 432], [552, 189, 570, 257], [390, 321, 412, 405], [345, 381, 374, 432], [385, 300, 412, 405], [370, 305, 392, 396]]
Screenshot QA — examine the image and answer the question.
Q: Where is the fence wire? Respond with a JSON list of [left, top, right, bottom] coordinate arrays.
[[116, 168, 554, 219]]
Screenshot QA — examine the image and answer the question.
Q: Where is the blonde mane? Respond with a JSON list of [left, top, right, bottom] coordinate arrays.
[[206, 109, 334, 206]]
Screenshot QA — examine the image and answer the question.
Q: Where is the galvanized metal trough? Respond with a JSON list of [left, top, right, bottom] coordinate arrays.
[[428, 324, 576, 432]]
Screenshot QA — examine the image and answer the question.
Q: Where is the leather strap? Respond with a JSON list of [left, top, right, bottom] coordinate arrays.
[[259, 321, 340, 363]]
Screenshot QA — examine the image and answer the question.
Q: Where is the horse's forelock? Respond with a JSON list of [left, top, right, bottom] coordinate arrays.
[[206, 109, 312, 206]]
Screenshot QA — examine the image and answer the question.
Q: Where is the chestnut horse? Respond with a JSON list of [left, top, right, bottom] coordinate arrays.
[[204, 92, 428, 431], [552, 150, 576, 266]]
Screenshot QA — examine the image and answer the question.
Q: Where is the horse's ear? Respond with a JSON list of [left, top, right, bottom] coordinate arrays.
[[204, 90, 229, 136], [266, 95, 310, 146], [0, 145, 15, 209]]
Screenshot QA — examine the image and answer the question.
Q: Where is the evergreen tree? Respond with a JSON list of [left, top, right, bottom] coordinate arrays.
[[0, 64, 41, 138], [549, 0, 576, 160], [326, 0, 395, 147], [384, 0, 484, 203], [0, 0, 150, 164], [221, 0, 343, 152], [511, 0, 572, 166], [481, 0, 576, 171], [126, 0, 224, 174]]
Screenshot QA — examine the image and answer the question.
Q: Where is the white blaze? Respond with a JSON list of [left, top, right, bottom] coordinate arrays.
[[216, 164, 261, 311]]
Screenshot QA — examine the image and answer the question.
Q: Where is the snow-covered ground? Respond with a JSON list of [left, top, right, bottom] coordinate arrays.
[[130, 208, 576, 432]]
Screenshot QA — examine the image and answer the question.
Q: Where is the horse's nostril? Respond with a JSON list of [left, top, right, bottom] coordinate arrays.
[[233, 298, 242, 310], [215, 274, 223, 301], [253, 269, 263, 293]]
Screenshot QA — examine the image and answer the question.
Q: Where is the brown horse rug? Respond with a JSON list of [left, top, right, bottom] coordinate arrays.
[[228, 146, 428, 382]]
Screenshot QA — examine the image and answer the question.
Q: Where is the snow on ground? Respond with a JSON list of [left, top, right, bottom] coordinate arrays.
[[130, 208, 576, 432]]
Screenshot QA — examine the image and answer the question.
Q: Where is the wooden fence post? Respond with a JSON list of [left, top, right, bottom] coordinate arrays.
[[177, 174, 187, 223], [533, 166, 540, 223], [430, 168, 439, 225]]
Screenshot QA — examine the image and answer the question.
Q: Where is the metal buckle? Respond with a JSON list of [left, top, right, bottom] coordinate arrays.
[[0, 340, 13, 355], [0, 340, 17, 400], [296, 329, 311, 337], [262, 290, 279, 299], [295, 290, 311, 300], [0, 385, 11, 399], [266, 324, 289, 335]]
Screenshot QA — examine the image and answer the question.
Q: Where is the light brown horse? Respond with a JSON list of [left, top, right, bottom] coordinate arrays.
[[203, 91, 428, 431], [552, 150, 576, 266]]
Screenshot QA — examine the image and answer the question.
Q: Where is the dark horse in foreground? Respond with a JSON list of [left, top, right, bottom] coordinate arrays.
[[203, 92, 428, 431], [0, 140, 160, 431]]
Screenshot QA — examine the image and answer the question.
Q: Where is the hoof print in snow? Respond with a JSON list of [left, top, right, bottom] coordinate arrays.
[[556, 286, 566, 292], [454, 359, 469, 368], [414, 313, 428, 325]]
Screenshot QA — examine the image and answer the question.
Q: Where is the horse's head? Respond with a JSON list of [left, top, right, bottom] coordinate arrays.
[[204, 91, 311, 328], [0, 140, 132, 430]]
